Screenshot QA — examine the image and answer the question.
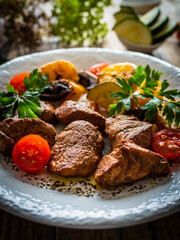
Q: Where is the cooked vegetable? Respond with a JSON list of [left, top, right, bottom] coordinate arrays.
[[113, 18, 153, 45], [131, 80, 162, 110], [113, 6, 177, 46], [90, 63, 110, 76], [140, 7, 160, 26], [12, 134, 51, 173], [152, 129, 180, 161], [39, 60, 79, 82], [40, 80, 72, 101], [0, 69, 50, 119], [87, 82, 124, 112], [65, 81, 87, 101], [153, 22, 178, 43], [109, 65, 180, 126], [10, 73, 29, 95], [98, 62, 137, 85], [78, 71, 98, 90]]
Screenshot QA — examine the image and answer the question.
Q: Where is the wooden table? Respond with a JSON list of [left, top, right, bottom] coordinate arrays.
[[0, 0, 180, 239], [0, 209, 180, 240]]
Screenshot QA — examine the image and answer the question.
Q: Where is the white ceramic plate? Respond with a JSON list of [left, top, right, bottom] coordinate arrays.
[[0, 48, 180, 229]]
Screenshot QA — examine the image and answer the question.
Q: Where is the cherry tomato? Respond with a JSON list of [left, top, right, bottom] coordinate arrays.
[[10, 72, 30, 95], [12, 134, 51, 173], [152, 129, 180, 161], [90, 63, 110, 76]]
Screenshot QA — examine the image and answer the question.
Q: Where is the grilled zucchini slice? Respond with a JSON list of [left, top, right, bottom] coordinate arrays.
[[113, 18, 152, 45], [140, 7, 160, 26]]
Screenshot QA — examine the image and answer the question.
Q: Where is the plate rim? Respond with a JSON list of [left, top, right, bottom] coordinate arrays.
[[0, 48, 180, 229]]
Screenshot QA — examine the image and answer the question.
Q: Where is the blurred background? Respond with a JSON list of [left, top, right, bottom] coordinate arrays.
[[0, 0, 179, 67]]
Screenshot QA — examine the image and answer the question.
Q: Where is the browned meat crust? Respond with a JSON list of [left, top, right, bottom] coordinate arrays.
[[55, 100, 106, 132], [38, 101, 56, 124], [95, 139, 171, 188], [0, 131, 15, 153], [48, 120, 104, 177], [0, 118, 56, 153], [0, 118, 15, 153], [106, 115, 153, 149]]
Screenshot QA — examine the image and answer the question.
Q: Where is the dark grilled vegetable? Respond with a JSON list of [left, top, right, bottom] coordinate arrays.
[[40, 80, 72, 101], [78, 71, 98, 90]]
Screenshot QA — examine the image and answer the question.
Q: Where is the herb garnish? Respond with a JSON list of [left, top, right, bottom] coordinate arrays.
[[0, 69, 50, 119], [109, 65, 180, 126]]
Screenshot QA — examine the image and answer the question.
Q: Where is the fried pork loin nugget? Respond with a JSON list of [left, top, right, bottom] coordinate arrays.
[[106, 115, 153, 149], [95, 140, 171, 188], [55, 100, 106, 132], [48, 120, 104, 177]]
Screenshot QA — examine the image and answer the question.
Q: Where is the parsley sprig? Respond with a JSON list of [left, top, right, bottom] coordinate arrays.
[[109, 65, 180, 126], [0, 69, 50, 119]]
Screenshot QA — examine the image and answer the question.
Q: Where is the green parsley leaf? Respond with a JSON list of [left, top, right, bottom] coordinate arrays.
[[143, 97, 162, 121], [108, 64, 179, 126], [6, 83, 18, 93], [162, 102, 180, 126], [109, 104, 117, 117], [116, 78, 131, 92], [0, 68, 50, 120], [132, 65, 146, 87], [23, 69, 50, 93], [110, 91, 128, 98]]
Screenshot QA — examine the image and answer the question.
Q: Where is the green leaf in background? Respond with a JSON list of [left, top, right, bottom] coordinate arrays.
[[52, 0, 111, 45]]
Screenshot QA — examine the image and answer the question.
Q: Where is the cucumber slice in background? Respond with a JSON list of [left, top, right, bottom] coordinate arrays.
[[114, 11, 137, 23], [153, 21, 178, 43], [150, 16, 169, 35], [140, 7, 160, 26], [113, 18, 152, 45], [120, 5, 138, 17]]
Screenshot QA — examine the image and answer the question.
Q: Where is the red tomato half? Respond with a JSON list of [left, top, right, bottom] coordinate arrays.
[[12, 134, 51, 173], [90, 63, 110, 76], [152, 129, 180, 161], [10, 72, 29, 95]]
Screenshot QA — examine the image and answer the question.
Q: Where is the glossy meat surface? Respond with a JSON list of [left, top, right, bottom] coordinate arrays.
[[55, 100, 106, 132], [106, 115, 153, 149], [48, 120, 103, 177], [95, 140, 171, 188], [0, 118, 56, 153]]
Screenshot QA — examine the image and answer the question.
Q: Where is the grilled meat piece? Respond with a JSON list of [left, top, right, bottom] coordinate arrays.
[[13, 100, 55, 124], [38, 101, 56, 123], [48, 120, 103, 177], [0, 118, 15, 153], [0, 118, 56, 153], [55, 100, 106, 132], [0, 131, 15, 153], [106, 115, 153, 149], [95, 139, 171, 188]]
